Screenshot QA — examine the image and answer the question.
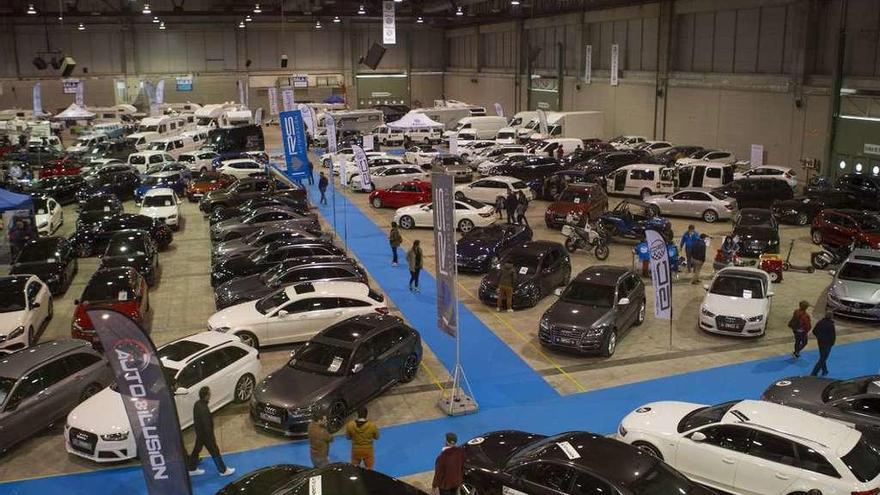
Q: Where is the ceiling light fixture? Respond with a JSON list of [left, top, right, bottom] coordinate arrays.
[[27, 3, 37, 14], [315, 20, 322, 29], [253, 3, 261, 13], [245, 15, 253, 22], [159, 21, 166, 30], [333, 15, 340, 23], [142, 3, 151, 14], [416, 16, 424, 23], [511, 0, 520, 4], [456, 6, 464, 15], [78, 23, 85, 31], [357, 4, 366, 14], [152, 16, 160, 23], [238, 20, 246, 28]]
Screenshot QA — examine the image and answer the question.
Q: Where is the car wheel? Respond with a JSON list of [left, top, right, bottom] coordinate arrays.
[[564, 237, 579, 253], [79, 383, 103, 403], [211, 203, 226, 214], [326, 400, 348, 433], [796, 212, 809, 226], [233, 374, 256, 403], [633, 441, 663, 460], [458, 218, 475, 233], [601, 329, 618, 357], [635, 300, 646, 326], [400, 354, 419, 383], [702, 209, 718, 223], [768, 270, 781, 283], [371, 196, 383, 208], [76, 242, 92, 258], [811, 230, 822, 244], [235, 331, 259, 349], [640, 188, 652, 200], [399, 215, 415, 230]]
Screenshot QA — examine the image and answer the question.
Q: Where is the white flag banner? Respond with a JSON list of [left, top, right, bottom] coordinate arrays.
[[362, 134, 375, 151], [267, 87, 279, 115], [75, 80, 84, 107], [254, 108, 264, 126], [645, 229, 672, 320], [32, 83, 42, 115], [584, 45, 592, 84], [281, 87, 295, 112], [449, 133, 459, 155], [352, 145, 371, 189], [537, 109, 548, 135], [610, 44, 619, 86], [382, 1, 396, 45], [750, 144, 764, 168], [237, 79, 247, 105], [155, 79, 165, 105], [325, 115, 338, 153], [297, 104, 316, 136], [494, 102, 504, 118]]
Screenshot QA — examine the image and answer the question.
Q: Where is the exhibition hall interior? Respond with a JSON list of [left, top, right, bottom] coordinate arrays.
[[2, 0, 880, 494]]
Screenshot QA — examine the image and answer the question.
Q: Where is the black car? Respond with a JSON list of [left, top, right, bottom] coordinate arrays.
[[771, 195, 859, 226], [204, 124, 265, 154], [69, 213, 172, 257], [210, 207, 320, 243], [478, 241, 571, 309], [25, 175, 84, 205], [251, 314, 422, 435], [539, 266, 645, 357], [211, 241, 346, 287], [74, 170, 141, 202], [712, 178, 793, 209], [77, 194, 124, 229], [98, 230, 160, 286], [493, 156, 562, 195], [214, 256, 368, 309], [579, 151, 646, 180], [762, 375, 880, 432], [199, 176, 277, 214], [9, 237, 78, 294], [209, 195, 312, 226], [217, 463, 427, 495], [732, 208, 780, 257], [462, 430, 715, 495], [649, 145, 705, 166], [456, 224, 533, 273], [825, 173, 880, 210]]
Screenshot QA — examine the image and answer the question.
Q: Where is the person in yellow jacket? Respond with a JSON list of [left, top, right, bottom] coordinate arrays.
[[345, 407, 380, 469]]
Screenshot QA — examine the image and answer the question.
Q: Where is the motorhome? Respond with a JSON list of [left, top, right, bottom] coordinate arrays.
[[218, 109, 254, 128], [124, 131, 161, 150], [161, 102, 203, 115], [606, 162, 735, 198], [194, 103, 240, 130], [91, 105, 137, 122], [444, 116, 508, 140], [325, 109, 385, 134], [92, 122, 126, 139], [146, 134, 199, 158], [528, 111, 605, 141], [406, 103, 485, 130], [67, 133, 109, 153], [137, 115, 187, 138]]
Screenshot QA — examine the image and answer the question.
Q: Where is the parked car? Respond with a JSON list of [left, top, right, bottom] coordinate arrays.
[[199, 177, 278, 214], [0, 275, 52, 355], [69, 213, 172, 257], [372, 125, 406, 146], [144, 162, 193, 181], [72, 267, 150, 349], [650, 145, 704, 166], [368, 180, 432, 209], [599, 199, 673, 241], [76, 194, 123, 230], [39, 157, 83, 178], [208, 281, 387, 349], [609, 135, 647, 150], [431, 155, 473, 183], [579, 151, 646, 180], [732, 208, 780, 257], [64, 331, 259, 463], [618, 399, 880, 495], [544, 183, 609, 229], [178, 150, 219, 174], [645, 189, 737, 223], [98, 230, 160, 286], [139, 188, 182, 231], [456, 224, 533, 273], [211, 241, 346, 287], [9, 237, 78, 295], [394, 197, 495, 234], [211, 226, 323, 265], [134, 171, 187, 203], [185, 171, 235, 202], [216, 463, 427, 495], [476, 153, 531, 177], [539, 266, 645, 357], [762, 374, 880, 432], [699, 267, 772, 337], [0, 340, 112, 452], [251, 314, 421, 434], [454, 176, 533, 204], [735, 165, 798, 189], [33, 195, 63, 236], [349, 164, 427, 192], [674, 148, 736, 167], [210, 207, 320, 243], [771, 195, 859, 226], [827, 173, 880, 210], [461, 430, 713, 495], [478, 241, 571, 309], [826, 248, 880, 321], [74, 170, 141, 203], [712, 178, 794, 209], [491, 155, 562, 196], [127, 150, 175, 175], [25, 175, 84, 205], [208, 195, 312, 226], [811, 209, 880, 249], [215, 158, 266, 179]]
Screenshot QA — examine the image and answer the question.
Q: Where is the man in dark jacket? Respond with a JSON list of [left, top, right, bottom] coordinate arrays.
[[317, 172, 329, 205], [432, 432, 465, 495], [690, 233, 707, 284], [811, 312, 836, 376], [188, 387, 235, 476], [497, 262, 516, 312], [505, 190, 517, 224], [389, 222, 403, 266]]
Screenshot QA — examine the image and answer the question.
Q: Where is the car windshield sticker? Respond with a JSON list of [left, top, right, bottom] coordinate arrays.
[[573, 197, 581, 203], [502, 488, 528, 495], [519, 267, 529, 275], [328, 356, 343, 373], [556, 441, 581, 460], [308, 475, 322, 495], [742, 289, 752, 298], [467, 437, 485, 445], [118, 291, 128, 301]]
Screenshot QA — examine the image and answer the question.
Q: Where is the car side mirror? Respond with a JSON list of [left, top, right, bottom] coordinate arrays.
[[618, 297, 630, 306], [828, 269, 836, 276], [276, 309, 289, 318], [351, 363, 364, 374], [691, 431, 707, 442], [553, 288, 563, 296], [767, 291, 775, 297]]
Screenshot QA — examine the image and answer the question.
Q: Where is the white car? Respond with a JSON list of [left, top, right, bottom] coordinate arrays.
[[699, 267, 772, 337], [320, 148, 357, 169], [454, 176, 534, 204], [618, 399, 880, 495], [207, 281, 387, 349], [477, 153, 530, 177], [349, 165, 427, 192], [340, 154, 404, 178], [609, 135, 647, 150], [645, 189, 738, 223], [393, 197, 495, 233], [216, 158, 265, 179], [469, 145, 526, 166], [734, 165, 798, 189], [139, 187, 182, 230], [127, 150, 176, 175], [404, 127, 443, 144], [178, 150, 218, 174], [404, 145, 442, 166], [33, 196, 63, 235], [495, 127, 519, 145], [65, 332, 260, 463], [676, 149, 736, 167], [0, 275, 52, 355], [636, 140, 674, 155]]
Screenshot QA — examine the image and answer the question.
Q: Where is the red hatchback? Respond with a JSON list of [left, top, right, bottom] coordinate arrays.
[[40, 156, 83, 178], [72, 266, 151, 349], [369, 180, 432, 209], [186, 172, 236, 202], [810, 209, 880, 249]]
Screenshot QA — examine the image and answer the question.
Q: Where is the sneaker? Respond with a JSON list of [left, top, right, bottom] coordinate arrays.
[[791, 352, 798, 359], [220, 468, 236, 477], [507, 309, 514, 313], [392, 262, 398, 267], [188, 469, 205, 476], [415, 288, 421, 293]]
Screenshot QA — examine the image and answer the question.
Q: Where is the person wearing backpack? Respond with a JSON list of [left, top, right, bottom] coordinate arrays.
[[789, 300, 811, 359]]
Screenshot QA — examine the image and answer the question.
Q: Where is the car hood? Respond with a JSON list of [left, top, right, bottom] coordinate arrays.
[[733, 225, 777, 242], [253, 366, 342, 410], [546, 202, 587, 215], [213, 217, 248, 231], [456, 236, 501, 258], [216, 274, 268, 301], [213, 238, 249, 256], [703, 293, 768, 318], [67, 387, 130, 435], [140, 205, 177, 218], [761, 376, 832, 407], [830, 278, 880, 303], [396, 203, 430, 216], [543, 300, 612, 328], [463, 430, 546, 471], [482, 269, 537, 290], [208, 300, 260, 328], [100, 254, 151, 271], [0, 310, 26, 334], [189, 182, 220, 193], [620, 401, 706, 434]]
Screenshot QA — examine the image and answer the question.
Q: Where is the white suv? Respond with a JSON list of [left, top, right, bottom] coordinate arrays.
[[127, 150, 176, 175], [618, 399, 880, 495], [65, 331, 260, 463]]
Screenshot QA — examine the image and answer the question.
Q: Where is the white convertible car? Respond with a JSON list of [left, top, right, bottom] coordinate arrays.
[[349, 164, 428, 192], [699, 267, 771, 337], [393, 197, 496, 233]]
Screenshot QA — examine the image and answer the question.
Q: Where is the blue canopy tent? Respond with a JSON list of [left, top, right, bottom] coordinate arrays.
[[0, 188, 33, 213], [0, 188, 35, 265]]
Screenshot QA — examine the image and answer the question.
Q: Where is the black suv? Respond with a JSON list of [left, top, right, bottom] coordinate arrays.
[[712, 178, 793, 209], [478, 241, 571, 309], [827, 173, 880, 210], [579, 151, 646, 180], [493, 156, 562, 195], [68, 213, 172, 257]]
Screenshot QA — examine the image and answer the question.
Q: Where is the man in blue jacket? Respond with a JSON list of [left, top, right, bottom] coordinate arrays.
[[680, 225, 700, 272], [811, 313, 836, 376]]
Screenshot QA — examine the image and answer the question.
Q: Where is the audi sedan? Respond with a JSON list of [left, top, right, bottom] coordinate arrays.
[[478, 241, 571, 309], [762, 375, 880, 432], [217, 463, 427, 495]]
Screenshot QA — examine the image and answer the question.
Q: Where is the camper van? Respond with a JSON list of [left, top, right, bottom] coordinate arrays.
[[138, 116, 186, 138], [406, 104, 485, 130], [444, 116, 508, 140], [219, 109, 253, 128], [204, 124, 264, 154], [124, 131, 161, 150], [146, 135, 199, 158], [67, 134, 109, 153], [162, 102, 202, 115], [528, 111, 605, 141], [607, 162, 735, 198], [92, 122, 126, 139], [325, 109, 385, 135], [194, 103, 240, 130]]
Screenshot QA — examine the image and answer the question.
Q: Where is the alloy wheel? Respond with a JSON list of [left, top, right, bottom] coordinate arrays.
[[234, 375, 256, 403], [400, 354, 419, 383]]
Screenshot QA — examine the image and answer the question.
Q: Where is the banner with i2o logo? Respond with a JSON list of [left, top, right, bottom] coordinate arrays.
[[646, 229, 671, 320], [280, 110, 310, 179]]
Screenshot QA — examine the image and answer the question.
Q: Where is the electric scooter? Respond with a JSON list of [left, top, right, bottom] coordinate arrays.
[[782, 239, 815, 273]]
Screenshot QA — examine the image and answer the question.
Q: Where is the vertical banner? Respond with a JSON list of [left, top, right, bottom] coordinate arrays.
[[352, 145, 371, 189], [267, 87, 279, 116], [155, 80, 165, 105], [32, 83, 42, 115], [382, 1, 396, 45], [75, 80, 84, 107], [493, 102, 504, 118], [297, 104, 316, 136], [281, 87, 295, 112], [254, 108, 264, 126], [432, 172, 458, 337], [750, 144, 764, 168], [449, 133, 459, 155], [537, 109, 548, 135], [237, 79, 248, 106], [362, 134, 374, 151], [645, 229, 672, 320], [279, 110, 310, 179], [325, 115, 338, 153], [610, 44, 619, 86], [584, 45, 592, 84], [87, 308, 193, 495]]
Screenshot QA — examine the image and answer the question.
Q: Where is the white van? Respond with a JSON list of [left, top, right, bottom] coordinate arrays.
[[179, 150, 219, 173], [124, 131, 161, 151], [128, 150, 177, 175], [608, 162, 736, 198], [67, 133, 109, 153], [147, 135, 198, 158], [180, 129, 209, 147], [138, 116, 186, 138], [373, 125, 406, 146], [405, 127, 443, 145], [537, 138, 583, 158], [445, 116, 508, 140], [92, 122, 125, 139], [495, 128, 519, 145]]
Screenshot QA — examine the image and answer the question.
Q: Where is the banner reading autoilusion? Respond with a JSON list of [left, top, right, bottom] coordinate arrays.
[[280, 110, 310, 179], [267, 87, 279, 116], [645, 229, 671, 320], [352, 144, 371, 189], [432, 172, 458, 337], [325, 114, 338, 154]]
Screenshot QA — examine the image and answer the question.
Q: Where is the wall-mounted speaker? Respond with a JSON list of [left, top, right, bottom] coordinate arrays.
[[61, 56, 77, 77], [280, 54, 288, 68], [50, 57, 61, 70], [360, 43, 386, 70]]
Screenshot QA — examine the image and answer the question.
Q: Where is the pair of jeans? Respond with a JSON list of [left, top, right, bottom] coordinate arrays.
[[811, 346, 832, 376], [793, 331, 808, 356], [409, 269, 421, 289], [311, 454, 329, 468], [188, 435, 227, 473], [497, 286, 514, 310], [391, 244, 399, 264], [319, 189, 327, 204]]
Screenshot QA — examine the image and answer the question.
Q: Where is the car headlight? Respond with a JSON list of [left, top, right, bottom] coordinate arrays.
[[7, 326, 24, 339], [747, 314, 764, 322], [618, 425, 628, 437], [100, 432, 129, 441], [700, 306, 715, 318], [213, 326, 230, 333], [539, 316, 550, 331]]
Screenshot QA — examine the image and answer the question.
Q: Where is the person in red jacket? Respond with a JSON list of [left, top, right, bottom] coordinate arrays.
[[791, 300, 811, 359], [432, 432, 465, 495]]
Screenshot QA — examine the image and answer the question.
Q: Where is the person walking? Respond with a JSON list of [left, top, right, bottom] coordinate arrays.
[[408, 240, 423, 293], [505, 190, 518, 224], [389, 222, 403, 266], [187, 387, 235, 477], [345, 407, 380, 469], [306, 160, 315, 185], [497, 262, 515, 312], [634, 240, 650, 277], [432, 432, 465, 495], [515, 191, 529, 226], [308, 412, 333, 468], [789, 300, 812, 359], [494, 195, 505, 220], [317, 172, 329, 205], [811, 313, 836, 376], [690, 233, 707, 284], [680, 225, 700, 272]]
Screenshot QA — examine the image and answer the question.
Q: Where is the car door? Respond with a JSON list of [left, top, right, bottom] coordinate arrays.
[[617, 275, 640, 329], [734, 430, 800, 495], [467, 179, 497, 203], [346, 339, 382, 407], [23, 280, 43, 332], [370, 327, 408, 387], [507, 461, 576, 495], [825, 212, 857, 247], [673, 424, 753, 490], [265, 297, 339, 345]]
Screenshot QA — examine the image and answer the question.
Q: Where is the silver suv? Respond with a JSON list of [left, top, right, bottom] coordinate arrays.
[[827, 248, 880, 320], [0, 340, 112, 452]]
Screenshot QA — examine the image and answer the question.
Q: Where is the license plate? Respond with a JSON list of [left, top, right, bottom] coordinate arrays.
[[719, 323, 738, 330], [259, 412, 281, 424], [72, 439, 92, 450], [555, 337, 575, 345]]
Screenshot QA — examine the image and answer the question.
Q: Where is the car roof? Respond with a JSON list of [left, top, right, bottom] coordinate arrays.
[[507, 240, 561, 255], [284, 280, 369, 298], [0, 340, 94, 379], [716, 267, 769, 279], [572, 266, 630, 285], [485, 175, 525, 184], [317, 314, 404, 346], [159, 331, 240, 366], [847, 249, 880, 265], [143, 187, 176, 197], [222, 158, 260, 165], [0, 275, 32, 292]]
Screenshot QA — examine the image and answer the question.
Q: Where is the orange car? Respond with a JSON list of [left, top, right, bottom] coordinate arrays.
[[186, 172, 236, 202]]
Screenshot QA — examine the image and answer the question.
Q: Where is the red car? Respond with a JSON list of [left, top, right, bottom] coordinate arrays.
[[368, 180, 432, 209], [186, 172, 236, 202], [40, 156, 83, 178], [72, 266, 150, 349], [811, 209, 880, 249]]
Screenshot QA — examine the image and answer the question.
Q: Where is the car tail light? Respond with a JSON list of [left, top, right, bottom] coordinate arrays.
[[375, 307, 389, 315], [725, 204, 734, 210], [784, 172, 792, 178], [851, 489, 879, 495], [479, 211, 494, 218]]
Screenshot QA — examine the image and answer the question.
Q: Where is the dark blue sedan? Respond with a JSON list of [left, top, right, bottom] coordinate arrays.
[[135, 171, 188, 203], [456, 223, 533, 273]]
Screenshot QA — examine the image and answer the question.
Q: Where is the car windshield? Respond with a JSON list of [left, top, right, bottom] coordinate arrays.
[[676, 401, 738, 432], [737, 211, 773, 226], [560, 281, 615, 307], [255, 289, 289, 314], [248, 244, 273, 262], [158, 340, 208, 362], [178, 155, 194, 163], [710, 274, 764, 299], [466, 225, 505, 240], [508, 433, 566, 464], [0, 280, 26, 312], [288, 341, 352, 376], [106, 237, 146, 256], [33, 197, 48, 214], [823, 377, 875, 402], [855, 214, 880, 232], [502, 254, 539, 274], [629, 461, 695, 495], [144, 175, 172, 186], [243, 230, 264, 244], [129, 155, 146, 165], [143, 195, 175, 207], [15, 242, 59, 263], [842, 438, 880, 483], [839, 262, 880, 284], [82, 276, 134, 302], [559, 191, 590, 203], [0, 376, 16, 406], [710, 191, 728, 200]]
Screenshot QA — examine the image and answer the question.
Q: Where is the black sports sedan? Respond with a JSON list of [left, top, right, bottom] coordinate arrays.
[[74, 170, 140, 202], [25, 175, 85, 205], [250, 314, 421, 435], [762, 375, 880, 432], [462, 430, 715, 495], [210, 207, 321, 243], [98, 230, 160, 286], [69, 213, 172, 258], [771, 194, 860, 226], [77, 194, 124, 230], [478, 241, 571, 309], [217, 463, 427, 495], [211, 225, 324, 265], [211, 241, 346, 287], [214, 256, 367, 309], [9, 237, 78, 295], [456, 224, 533, 273], [732, 208, 780, 257], [209, 196, 311, 226]]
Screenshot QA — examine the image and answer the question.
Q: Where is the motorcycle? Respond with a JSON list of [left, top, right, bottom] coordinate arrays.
[[562, 216, 609, 260], [811, 242, 854, 270]]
